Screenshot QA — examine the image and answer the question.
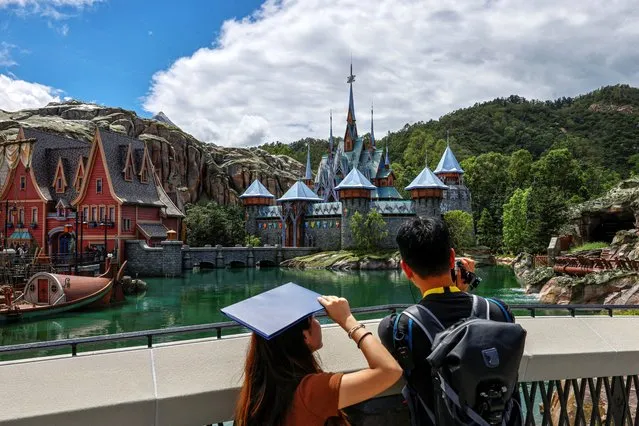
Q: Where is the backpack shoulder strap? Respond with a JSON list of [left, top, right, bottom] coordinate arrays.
[[470, 294, 491, 320], [486, 297, 514, 323], [401, 304, 444, 345]]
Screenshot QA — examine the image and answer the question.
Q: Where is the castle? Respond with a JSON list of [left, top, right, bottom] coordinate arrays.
[[241, 65, 472, 250]]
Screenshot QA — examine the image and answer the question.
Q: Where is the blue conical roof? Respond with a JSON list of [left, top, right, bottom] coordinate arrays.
[[277, 181, 322, 202], [434, 145, 464, 174], [405, 166, 448, 191], [240, 179, 274, 198], [335, 168, 376, 190]]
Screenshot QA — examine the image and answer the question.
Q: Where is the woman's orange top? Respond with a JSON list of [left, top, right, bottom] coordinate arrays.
[[284, 372, 345, 425]]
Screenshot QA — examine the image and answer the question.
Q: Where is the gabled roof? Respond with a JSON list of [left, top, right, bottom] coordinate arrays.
[[51, 157, 68, 191], [405, 166, 448, 190], [240, 179, 275, 199], [335, 168, 376, 190], [98, 129, 165, 206], [277, 181, 322, 202], [154, 173, 185, 218], [23, 128, 90, 203], [434, 145, 464, 174]]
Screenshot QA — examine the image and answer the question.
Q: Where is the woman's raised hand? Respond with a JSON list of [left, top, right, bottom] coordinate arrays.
[[318, 295, 355, 329]]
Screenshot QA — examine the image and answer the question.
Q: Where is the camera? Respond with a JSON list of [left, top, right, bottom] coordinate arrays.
[[451, 260, 482, 291]]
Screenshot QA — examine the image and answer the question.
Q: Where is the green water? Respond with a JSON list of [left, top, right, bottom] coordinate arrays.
[[0, 265, 534, 352]]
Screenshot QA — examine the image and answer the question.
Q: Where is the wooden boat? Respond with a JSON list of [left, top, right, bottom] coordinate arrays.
[[0, 261, 127, 323]]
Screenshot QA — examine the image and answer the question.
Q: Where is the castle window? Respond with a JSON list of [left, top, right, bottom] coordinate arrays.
[[57, 178, 63, 192], [18, 208, 24, 226], [96, 178, 103, 194], [20, 176, 26, 191], [91, 206, 97, 221], [109, 206, 115, 221], [122, 218, 131, 231], [99, 206, 105, 222], [31, 207, 37, 224], [83, 206, 89, 221]]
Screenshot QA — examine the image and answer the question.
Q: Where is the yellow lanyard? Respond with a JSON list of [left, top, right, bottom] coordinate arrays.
[[422, 286, 461, 298]]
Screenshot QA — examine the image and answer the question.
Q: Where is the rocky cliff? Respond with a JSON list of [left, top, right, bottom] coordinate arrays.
[[0, 101, 305, 207]]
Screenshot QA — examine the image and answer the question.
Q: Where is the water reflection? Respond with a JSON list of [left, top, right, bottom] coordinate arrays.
[[0, 266, 535, 348]]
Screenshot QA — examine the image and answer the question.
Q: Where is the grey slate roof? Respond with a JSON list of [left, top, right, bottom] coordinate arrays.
[[155, 174, 184, 217], [23, 128, 90, 203], [335, 168, 376, 190], [98, 129, 164, 206], [405, 166, 448, 190], [371, 200, 415, 215], [277, 181, 322, 202], [306, 202, 342, 217], [434, 145, 464, 174], [137, 222, 169, 239], [240, 179, 275, 199], [371, 186, 402, 200]]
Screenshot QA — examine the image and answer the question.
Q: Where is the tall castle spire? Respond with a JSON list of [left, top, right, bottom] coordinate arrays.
[[304, 140, 312, 181], [370, 102, 376, 150], [384, 143, 390, 168], [329, 110, 334, 159], [344, 61, 358, 152]]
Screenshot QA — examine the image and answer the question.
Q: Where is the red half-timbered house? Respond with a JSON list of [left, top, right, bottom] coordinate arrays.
[[0, 127, 183, 262]]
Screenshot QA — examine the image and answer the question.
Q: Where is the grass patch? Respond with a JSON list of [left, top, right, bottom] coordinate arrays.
[[569, 242, 609, 253]]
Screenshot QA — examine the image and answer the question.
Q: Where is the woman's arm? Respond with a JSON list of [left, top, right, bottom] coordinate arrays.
[[318, 296, 403, 410]]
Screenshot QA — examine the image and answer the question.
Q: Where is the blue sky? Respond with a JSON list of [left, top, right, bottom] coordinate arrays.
[[2, 0, 639, 147], [1, 0, 263, 115]]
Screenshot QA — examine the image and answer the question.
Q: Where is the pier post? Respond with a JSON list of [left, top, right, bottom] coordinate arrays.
[[247, 246, 255, 268], [215, 245, 225, 268]]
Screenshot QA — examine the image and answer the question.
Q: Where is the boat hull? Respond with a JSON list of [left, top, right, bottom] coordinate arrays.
[[0, 280, 113, 323]]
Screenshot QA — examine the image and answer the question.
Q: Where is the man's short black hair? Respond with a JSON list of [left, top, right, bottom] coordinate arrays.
[[396, 216, 452, 278]]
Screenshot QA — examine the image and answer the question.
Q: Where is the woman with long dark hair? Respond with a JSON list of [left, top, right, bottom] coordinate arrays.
[[233, 294, 402, 426]]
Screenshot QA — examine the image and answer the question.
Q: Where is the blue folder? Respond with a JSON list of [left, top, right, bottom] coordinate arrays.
[[221, 282, 324, 340]]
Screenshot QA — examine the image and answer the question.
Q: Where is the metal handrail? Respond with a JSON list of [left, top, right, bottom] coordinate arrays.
[[1, 304, 638, 357]]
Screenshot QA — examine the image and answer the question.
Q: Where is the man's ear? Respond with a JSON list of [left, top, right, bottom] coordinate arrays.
[[449, 248, 456, 270], [400, 259, 413, 279]]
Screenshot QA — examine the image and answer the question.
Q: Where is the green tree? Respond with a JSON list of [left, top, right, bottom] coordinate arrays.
[[507, 149, 533, 189], [476, 208, 501, 251], [531, 148, 584, 198], [350, 210, 389, 251], [526, 186, 567, 252], [502, 188, 531, 254], [184, 202, 247, 247], [444, 210, 475, 251], [245, 234, 261, 247]]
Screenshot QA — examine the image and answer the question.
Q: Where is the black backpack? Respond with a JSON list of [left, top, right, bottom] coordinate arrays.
[[392, 295, 526, 426]]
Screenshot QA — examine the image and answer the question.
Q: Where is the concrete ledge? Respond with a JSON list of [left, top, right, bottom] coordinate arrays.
[[2, 317, 639, 425]]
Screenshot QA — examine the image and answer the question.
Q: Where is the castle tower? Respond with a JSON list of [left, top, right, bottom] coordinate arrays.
[[240, 179, 274, 235], [303, 141, 313, 190], [277, 181, 321, 247], [405, 160, 448, 218], [343, 62, 358, 152], [434, 141, 472, 213], [335, 168, 375, 249]]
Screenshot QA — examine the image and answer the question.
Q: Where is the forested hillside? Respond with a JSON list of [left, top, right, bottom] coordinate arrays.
[[261, 84, 639, 253]]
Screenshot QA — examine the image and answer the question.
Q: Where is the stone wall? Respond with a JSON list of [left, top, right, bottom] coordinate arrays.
[[254, 219, 282, 246], [304, 216, 341, 251], [125, 240, 165, 277], [441, 185, 472, 213], [378, 216, 412, 249]]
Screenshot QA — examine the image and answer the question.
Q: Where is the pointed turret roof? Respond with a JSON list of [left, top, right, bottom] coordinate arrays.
[[335, 168, 376, 190], [344, 62, 358, 142], [240, 179, 275, 198], [384, 144, 390, 167], [370, 103, 376, 149], [328, 110, 334, 158], [277, 181, 322, 202], [304, 141, 312, 180], [434, 145, 464, 174], [405, 165, 448, 190]]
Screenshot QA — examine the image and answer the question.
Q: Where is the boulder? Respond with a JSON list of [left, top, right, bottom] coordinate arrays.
[[513, 253, 555, 294], [539, 270, 639, 304]]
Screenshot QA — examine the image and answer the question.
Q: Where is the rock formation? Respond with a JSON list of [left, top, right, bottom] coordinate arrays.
[[0, 100, 305, 208]]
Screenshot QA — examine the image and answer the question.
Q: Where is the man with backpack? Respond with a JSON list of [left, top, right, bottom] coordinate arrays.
[[378, 217, 526, 426]]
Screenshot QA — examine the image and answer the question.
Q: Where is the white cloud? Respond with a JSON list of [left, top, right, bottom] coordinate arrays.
[[144, 0, 639, 147], [0, 74, 61, 111], [0, 0, 102, 19], [0, 42, 17, 67]]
